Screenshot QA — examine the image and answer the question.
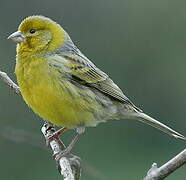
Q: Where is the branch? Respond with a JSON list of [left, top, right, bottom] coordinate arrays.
[[0, 70, 81, 180], [0, 71, 19, 94], [144, 149, 186, 180], [41, 123, 81, 179]]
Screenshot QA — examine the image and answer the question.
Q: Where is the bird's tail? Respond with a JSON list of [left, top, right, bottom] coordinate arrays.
[[131, 112, 186, 140]]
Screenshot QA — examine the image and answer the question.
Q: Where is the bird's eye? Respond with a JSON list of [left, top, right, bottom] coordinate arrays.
[[29, 29, 36, 34]]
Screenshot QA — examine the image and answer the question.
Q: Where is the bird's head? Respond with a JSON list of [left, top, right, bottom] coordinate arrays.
[[8, 15, 65, 53]]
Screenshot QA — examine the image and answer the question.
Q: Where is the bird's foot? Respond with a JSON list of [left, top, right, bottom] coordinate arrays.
[[48, 127, 68, 140], [46, 127, 68, 146], [53, 134, 80, 160]]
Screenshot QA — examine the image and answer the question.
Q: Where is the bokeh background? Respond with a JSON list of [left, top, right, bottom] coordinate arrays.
[[0, 0, 186, 179]]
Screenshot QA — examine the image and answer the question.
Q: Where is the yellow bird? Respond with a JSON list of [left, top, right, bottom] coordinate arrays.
[[8, 15, 185, 152]]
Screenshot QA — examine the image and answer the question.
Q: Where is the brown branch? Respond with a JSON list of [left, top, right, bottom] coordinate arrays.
[[144, 149, 186, 180], [0, 70, 81, 180]]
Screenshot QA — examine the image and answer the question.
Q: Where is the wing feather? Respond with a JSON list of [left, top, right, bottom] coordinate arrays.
[[49, 36, 141, 111]]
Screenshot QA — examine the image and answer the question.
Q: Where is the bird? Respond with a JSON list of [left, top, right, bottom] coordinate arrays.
[[8, 15, 185, 153]]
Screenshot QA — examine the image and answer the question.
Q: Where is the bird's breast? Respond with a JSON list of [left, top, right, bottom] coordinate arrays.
[[15, 56, 105, 128]]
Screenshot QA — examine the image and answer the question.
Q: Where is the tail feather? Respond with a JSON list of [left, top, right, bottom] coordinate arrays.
[[133, 112, 186, 140]]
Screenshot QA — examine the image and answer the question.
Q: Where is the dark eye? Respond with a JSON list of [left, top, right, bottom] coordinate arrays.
[[29, 29, 36, 34]]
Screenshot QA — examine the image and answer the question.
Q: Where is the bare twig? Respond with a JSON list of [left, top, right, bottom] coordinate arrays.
[[0, 70, 81, 180], [0, 71, 19, 94], [41, 123, 81, 180], [144, 149, 186, 180]]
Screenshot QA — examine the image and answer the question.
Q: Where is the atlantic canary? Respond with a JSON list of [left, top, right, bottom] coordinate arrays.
[[8, 16, 185, 149]]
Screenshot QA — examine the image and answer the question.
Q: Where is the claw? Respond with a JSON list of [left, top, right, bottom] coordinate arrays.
[[48, 127, 68, 141]]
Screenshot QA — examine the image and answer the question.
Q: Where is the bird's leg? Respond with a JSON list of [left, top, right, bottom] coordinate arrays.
[[48, 127, 68, 141], [47, 126, 84, 160], [55, 133, 81, 161], [45, 126, 68, 147], [54, 127, 85, 160]]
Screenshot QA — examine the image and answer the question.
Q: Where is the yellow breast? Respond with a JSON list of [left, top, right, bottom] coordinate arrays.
[[15, 55, 100, 128]]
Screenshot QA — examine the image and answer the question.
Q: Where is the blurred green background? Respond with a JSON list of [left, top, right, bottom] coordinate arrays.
[[0, 0, 186, 179]]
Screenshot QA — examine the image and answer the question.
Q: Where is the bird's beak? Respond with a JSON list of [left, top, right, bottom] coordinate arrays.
[[7, 31, 25, 43]]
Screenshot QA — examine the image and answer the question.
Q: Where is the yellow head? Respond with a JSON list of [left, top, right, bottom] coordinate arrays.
[[8, 15, 65, 53]]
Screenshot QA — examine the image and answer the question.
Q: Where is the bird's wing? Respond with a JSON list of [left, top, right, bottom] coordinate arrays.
[[60, 53, 131, 103], [49, 52, 140, 112], [49, 34, 141, 111]]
